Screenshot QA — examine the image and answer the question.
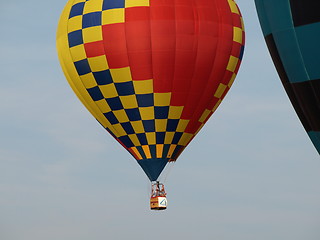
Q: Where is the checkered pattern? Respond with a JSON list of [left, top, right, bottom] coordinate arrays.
[[66, 0, 190, 161], [63, 0, 245, 162]]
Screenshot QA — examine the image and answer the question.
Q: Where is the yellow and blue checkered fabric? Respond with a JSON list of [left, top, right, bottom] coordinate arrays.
[[57, 0, 245, 170]]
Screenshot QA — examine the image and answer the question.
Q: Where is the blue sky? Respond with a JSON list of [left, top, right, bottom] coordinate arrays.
[[1, 1, 320, 239]]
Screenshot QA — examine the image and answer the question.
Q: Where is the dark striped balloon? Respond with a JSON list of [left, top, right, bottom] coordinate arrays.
[[255, 0, 320, 154]]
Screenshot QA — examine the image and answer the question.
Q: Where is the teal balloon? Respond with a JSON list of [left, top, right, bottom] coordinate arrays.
[[255, 0, 320, 154]]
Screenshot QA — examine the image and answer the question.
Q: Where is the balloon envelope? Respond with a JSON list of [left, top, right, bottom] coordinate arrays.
[[255, 0, 320, 154], [57, 0, 245, 181]]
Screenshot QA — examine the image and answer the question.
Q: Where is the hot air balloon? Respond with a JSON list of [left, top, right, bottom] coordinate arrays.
[[57, 0, 245, 210], [255, 0, 320, 154]]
